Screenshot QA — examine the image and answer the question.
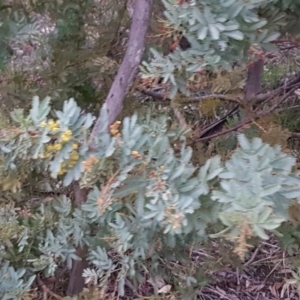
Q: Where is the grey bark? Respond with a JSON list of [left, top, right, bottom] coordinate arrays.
[[245, 58, 264, 101], [66, 182, 89, 296], [66, 0, 154, 296], [91, 0, 154, 144]]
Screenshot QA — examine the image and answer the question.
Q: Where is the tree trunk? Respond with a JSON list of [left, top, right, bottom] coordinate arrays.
[[66, 0, 154, 296], [66, 245, 89, 296], [245, 57, 264, 101], [66, 182, 89, 296], [91, 0, 154, 143]]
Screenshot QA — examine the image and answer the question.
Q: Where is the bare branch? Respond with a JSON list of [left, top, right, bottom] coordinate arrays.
[[198, 83, 300, 142], [37, 276, 64, 300], [291, 132, 300, 138], [140, 88, 239, 103], [140, 70, 300, 107], [256, 71, 300, 103], [139, 88, 165, 100], [263, 84, 300, 114], [189, 94, 239, 103], [198, 118, 251, 141]]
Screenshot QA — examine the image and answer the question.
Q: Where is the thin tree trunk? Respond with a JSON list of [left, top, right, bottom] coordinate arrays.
[[66, 182, 89, 296], [90, 0, 154, 145], [245, 57, 264, 101], [66, 0, 154, 296]]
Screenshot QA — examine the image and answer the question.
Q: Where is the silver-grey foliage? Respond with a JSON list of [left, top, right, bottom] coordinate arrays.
[[2, 98, 300, 297], [141, 0, 300, 98]]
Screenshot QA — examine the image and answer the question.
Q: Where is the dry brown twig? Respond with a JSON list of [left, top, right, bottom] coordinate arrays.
[[37, 276, 64, 300]]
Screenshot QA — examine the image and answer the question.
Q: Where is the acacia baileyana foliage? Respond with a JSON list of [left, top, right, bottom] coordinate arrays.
[[141, 0, 300, 97], [1, 97, 300, 298]]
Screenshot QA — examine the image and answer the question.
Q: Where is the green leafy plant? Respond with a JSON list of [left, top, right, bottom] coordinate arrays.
[[1, 97, 300, 298], [141, 0, 300, 97]]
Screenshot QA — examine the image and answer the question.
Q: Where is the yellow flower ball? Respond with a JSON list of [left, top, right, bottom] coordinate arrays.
[[70, 153, 79, 161], [54, 143, 62, 151], [61, 134, 72, 143], [52, 127, 60, 133], [46, 145, 54, 151]]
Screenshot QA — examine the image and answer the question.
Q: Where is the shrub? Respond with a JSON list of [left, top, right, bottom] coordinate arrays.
[[1, 96, 300, 298]]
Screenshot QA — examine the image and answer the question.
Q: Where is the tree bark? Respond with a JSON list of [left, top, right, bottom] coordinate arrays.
[[66, 182, 89, 296], [245, 58, 264, 101], [66, 0, 154, 296], [91, 0, 154, 143]]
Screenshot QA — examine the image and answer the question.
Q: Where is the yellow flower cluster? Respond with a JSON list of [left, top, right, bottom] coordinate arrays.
[[44, 130, 73, 159], [109, 120, 122, 137], [58, 149, 80, 175], [39, 120, 81, 176], [40, 120, 60, 133], [43, 143, 60, 158], [40, 119, 73, 144], [61, 130, 73, 143], [82, 155, 99, 173], [43, 141, 79, 159]]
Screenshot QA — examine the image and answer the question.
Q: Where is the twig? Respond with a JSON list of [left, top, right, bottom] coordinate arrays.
[[199, 117, 251, 141], [37, 276, 64, 300], [272, 39, 300, 47], [290, 132, 300, 138], [203, 287, 231, 299], [250, 71, 300, 104], [199, 82, 300, 141], [139, 70, 300, 107], [264, 83, 300, 115], [263, 259, 282, 284], [139, 88, 165, 100], [173, 107, 188, 127], [244, 246, 261, 267], [140, 88, 239, 103], [198, 105, 239, 138], [189, 94, 239, 103]]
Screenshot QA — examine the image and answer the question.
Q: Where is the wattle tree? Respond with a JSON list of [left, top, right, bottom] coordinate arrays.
[[1, 1, 300, 299]]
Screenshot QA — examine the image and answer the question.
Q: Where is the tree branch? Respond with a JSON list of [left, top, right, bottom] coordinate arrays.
[[37, 276, 64, 300], [139, 70, 300, 106], [91, 0, 154, 140], [198, 105, 239, 139], [189, 94, 239, 103], [139, 88, 239, 103], [255, 71, 300, 104], [198, 83, 300, 142], [199, 118, 251, 141]]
